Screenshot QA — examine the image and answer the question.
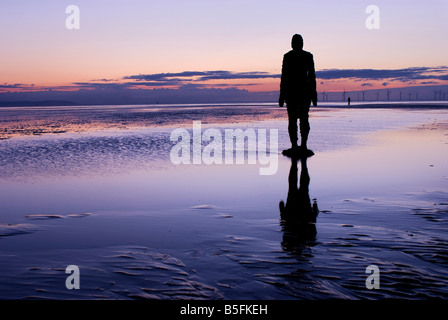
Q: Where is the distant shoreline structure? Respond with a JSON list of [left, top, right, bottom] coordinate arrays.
[[1, 100, 448, 109], [1, 84, 447, 108]]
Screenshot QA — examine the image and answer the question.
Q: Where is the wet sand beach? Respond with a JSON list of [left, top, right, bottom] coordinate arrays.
[[0, 103, 448, 299]]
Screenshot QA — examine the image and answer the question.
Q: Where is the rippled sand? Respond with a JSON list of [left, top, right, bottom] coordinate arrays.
[[0, 104, 448, 299], [0, 104, 287, 140]]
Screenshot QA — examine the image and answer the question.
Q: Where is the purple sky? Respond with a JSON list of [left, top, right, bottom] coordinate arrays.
[[1, 0, 447, 103]]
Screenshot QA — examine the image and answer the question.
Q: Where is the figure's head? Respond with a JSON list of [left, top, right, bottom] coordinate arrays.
[[291, 34, 303, 50]]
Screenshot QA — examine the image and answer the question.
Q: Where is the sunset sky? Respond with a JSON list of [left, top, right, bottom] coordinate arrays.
[[1, 0, 447, 103]]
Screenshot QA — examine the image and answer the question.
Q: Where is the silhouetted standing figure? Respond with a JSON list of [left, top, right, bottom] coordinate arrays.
[[348, 97, 351, 106], [279, 156, 319, 252], [279, 34, 317, 156]]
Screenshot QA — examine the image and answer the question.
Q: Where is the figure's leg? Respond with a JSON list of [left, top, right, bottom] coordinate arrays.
[[287, 106, 299, 149], [296, 99, 311, 150], [288, 117, 298, 148]]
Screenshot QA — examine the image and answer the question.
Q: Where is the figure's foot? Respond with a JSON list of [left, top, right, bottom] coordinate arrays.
[[282, 144, 297, 153], [282, 146, 298, 156], [301, 148, 315, 157], [281, 146, 314, 158], [300, 146, 314, 157]]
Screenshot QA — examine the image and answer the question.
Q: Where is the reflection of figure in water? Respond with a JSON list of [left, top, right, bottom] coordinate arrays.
[[279, 34, 317, 156], [279, 156, 319, 253]]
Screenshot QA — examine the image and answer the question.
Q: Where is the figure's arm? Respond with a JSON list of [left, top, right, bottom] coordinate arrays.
[[308, 54, 317, 106], [279, 55, 287, 107]]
